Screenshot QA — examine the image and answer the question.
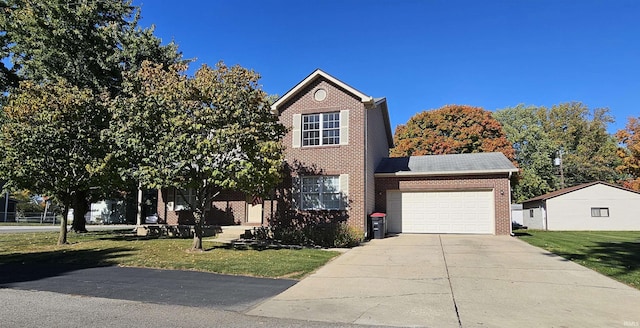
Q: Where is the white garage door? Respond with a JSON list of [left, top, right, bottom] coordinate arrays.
[[386, 190, 494, 234]]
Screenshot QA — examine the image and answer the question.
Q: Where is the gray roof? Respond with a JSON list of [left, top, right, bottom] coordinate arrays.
[[521, 181, 640, 203], [375, 152, 518, 176]]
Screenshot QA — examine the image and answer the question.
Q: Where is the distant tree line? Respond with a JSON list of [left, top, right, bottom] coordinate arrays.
[[392, 103, 640, 203]]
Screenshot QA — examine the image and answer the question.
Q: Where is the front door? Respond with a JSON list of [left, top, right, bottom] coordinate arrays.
[[246, 196, 263, 224]]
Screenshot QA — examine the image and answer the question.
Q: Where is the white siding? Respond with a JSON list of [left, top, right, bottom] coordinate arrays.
[[523, 202, 545, 230], [546, 184, 640, 230], [511, 204, 524, 226]]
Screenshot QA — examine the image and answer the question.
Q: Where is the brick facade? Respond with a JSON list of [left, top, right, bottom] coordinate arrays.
[[157, 189, 254, 226], [278, 78, 378, 232], [156, 72, 389, 231], [374, 175, 512, 235]]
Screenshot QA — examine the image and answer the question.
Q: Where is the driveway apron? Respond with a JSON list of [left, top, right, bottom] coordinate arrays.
[[247, 234, 640, 327]]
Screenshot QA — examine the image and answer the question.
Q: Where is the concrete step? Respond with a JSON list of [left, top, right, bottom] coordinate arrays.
[[212, 225, 256, 243]]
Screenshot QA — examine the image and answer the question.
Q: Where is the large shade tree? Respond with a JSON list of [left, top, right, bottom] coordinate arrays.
[[615, 117, 640, 190], [493, 105, 557, 202], [391, 104, 515, 161], [495, 102, 622, 202], [1, 81, 108, 244], [110, 61, 286, 250], [541, 102, 621, 187], [0, 0, 182, 240], [0, 0, 180, 93]]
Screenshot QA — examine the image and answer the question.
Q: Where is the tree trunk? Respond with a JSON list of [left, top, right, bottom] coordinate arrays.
[[191, 211, 204, 250], [58, 206, 69, 245], [136, 182, 143, 226], [70, 191, 89, 233]]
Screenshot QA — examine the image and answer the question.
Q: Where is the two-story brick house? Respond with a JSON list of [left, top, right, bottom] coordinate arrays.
[[156, 69, 517, 236], [270, 69, 394, 232]]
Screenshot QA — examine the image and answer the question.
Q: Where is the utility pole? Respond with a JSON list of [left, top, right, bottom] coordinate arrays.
[[554, 149, 565, 189]]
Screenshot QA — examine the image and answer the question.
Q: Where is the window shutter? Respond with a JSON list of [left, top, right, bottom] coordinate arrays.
[[339, 110, 349, 145], [291, 176, 301, 209], [292, 114, 302, 148], [339, 174, 349, 209]]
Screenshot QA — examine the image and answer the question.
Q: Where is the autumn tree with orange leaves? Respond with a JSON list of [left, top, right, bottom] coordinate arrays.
[[391, 105, 515, 161], [616, 117, 640, 190]]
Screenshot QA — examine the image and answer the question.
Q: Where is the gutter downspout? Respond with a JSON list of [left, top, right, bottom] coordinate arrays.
[[363, 103, 369, 238], [543, 202, 548, 230], [508, 171, 514, 236]]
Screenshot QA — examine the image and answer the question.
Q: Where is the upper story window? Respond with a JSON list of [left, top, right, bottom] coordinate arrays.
[[292, 110, 348, 148], [302, 112, 340, 146]]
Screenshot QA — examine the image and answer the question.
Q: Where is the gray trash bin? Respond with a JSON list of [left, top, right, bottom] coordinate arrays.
[[370, 212, 386, 239]]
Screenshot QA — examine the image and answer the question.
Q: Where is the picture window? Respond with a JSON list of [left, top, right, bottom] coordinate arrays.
[[300, 175, 341, 210]]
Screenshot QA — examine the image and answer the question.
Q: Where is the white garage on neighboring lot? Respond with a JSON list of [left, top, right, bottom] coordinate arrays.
[[375, 153, 518, 235], [522, 181, 640, 231]]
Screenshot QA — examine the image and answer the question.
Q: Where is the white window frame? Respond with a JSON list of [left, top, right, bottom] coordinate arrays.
[[302, 112, 340, 146], [300, 175, 341, 210], [590, 207, 609, 217]]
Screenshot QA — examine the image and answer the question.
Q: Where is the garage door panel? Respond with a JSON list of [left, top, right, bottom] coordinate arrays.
[[386, 190, 494, 234]]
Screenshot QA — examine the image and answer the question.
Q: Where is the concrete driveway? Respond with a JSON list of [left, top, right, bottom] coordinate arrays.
[[248, 234, 640, 327]]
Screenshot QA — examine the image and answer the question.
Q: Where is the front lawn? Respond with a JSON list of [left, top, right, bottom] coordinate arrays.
[[0, 231, 340, 279], [516, 230, 640, 289]]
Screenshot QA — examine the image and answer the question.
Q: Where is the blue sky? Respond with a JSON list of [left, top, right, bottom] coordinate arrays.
[[136, 0, 639, 133]]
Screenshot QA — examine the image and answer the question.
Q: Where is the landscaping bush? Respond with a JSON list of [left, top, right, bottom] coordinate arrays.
[[332, 224, 364, 248], [272, 222, 364, 248], [272, 227, 308, 245]]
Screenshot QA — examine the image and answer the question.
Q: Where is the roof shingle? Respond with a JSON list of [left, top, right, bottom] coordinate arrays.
[[375, 152, 518, 176], [521, 181, 640, 203]]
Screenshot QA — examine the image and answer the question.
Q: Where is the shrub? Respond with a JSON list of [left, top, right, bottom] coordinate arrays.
[[333, 224, 364, 248], [272, 222, 363, 248], [272, 227, 308, 245]]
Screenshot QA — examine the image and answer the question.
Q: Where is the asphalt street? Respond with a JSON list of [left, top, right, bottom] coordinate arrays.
[[0, 265, 295, 312], [0, 264, 379, 327], [0, 288, 373, 328], [0, 225, 378, 327]]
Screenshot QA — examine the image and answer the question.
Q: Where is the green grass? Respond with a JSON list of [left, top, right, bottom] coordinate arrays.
[[0, 230, 340, 279], [516, 230, 640, 289]]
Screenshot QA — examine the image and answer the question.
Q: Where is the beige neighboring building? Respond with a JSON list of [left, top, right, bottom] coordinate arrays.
[[522, 181, 640, 231]]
